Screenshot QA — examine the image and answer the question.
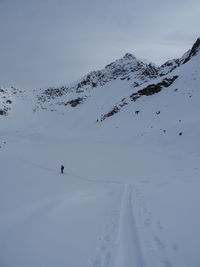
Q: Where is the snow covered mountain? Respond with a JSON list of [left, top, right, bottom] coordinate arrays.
[[34, 38, 200, 124], [35, 52, 159, 113], [1, 38, 200, 267]]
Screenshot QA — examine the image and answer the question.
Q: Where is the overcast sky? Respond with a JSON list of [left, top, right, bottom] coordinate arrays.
[[0, 0, 200, 89]]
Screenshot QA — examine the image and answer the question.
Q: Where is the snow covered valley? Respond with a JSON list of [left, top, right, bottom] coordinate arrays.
[[1, 38, 200, 267]]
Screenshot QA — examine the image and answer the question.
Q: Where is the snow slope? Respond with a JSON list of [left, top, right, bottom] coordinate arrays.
[[1, 38, 200, 267]]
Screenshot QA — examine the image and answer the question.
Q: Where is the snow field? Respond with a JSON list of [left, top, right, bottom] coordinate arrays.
[[1, 41, 200, 266]]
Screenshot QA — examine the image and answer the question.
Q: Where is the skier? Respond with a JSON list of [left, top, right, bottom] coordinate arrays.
[[61, 165, 64, 174]]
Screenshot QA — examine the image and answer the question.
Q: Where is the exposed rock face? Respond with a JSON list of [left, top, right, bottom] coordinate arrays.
[[0, 108, 8, 116], [69, 53, 159, 93], [64, 97, 84, 107], [159, 59, 180, 76], [159, 38, 200, 75], [180, 38, 200, 64], [130, 76, 178, 101], [100, 106, 120, 121], [0, 86, 25, 116], [100, 76, 179, 121], [37, 86, 69, 103]]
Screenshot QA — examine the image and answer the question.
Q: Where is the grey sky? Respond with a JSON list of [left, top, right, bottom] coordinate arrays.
[[0, 0, 200, 89]]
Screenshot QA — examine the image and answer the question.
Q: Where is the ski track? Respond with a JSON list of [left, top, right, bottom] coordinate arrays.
[[114, 184, 145, 267], [15, 155, 145, 266], [90, 184, 145, 267]]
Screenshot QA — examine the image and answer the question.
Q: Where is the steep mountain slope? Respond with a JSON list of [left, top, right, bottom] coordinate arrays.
[[35, 38, 200, 127], [35, 53, 159, 113], [100, 38, 200, 125]]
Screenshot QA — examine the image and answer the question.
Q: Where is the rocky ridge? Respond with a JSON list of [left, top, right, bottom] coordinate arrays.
[[35, 53, 160, 109], [1, 38, 200, 120]]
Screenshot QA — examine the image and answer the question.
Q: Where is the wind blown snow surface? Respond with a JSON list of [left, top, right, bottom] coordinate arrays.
[[1, 40, 200, 267]]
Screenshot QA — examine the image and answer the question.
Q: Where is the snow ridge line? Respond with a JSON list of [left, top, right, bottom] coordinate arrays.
[[114, 184, 145, 267]]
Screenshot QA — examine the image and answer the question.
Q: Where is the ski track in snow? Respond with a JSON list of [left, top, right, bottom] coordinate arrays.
[[3, 148, 177, 267], [114, 184, 145, 267], [19, 155, 146, 266], [90, 184, 145, 267]]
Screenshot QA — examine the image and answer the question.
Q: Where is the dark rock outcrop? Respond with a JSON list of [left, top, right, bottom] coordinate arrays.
[[130, 76, 178, 101], [65, 97, 84, 107], [181, 38, 200, 64]]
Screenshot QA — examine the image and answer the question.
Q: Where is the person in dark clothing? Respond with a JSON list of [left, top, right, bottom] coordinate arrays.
[[61, 165, 64, 173]]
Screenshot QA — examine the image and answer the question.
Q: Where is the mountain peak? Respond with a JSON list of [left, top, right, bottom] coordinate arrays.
[[180, 37, 200, 64], [189, 37, 200, 56], [123, 53, 136, 60]]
